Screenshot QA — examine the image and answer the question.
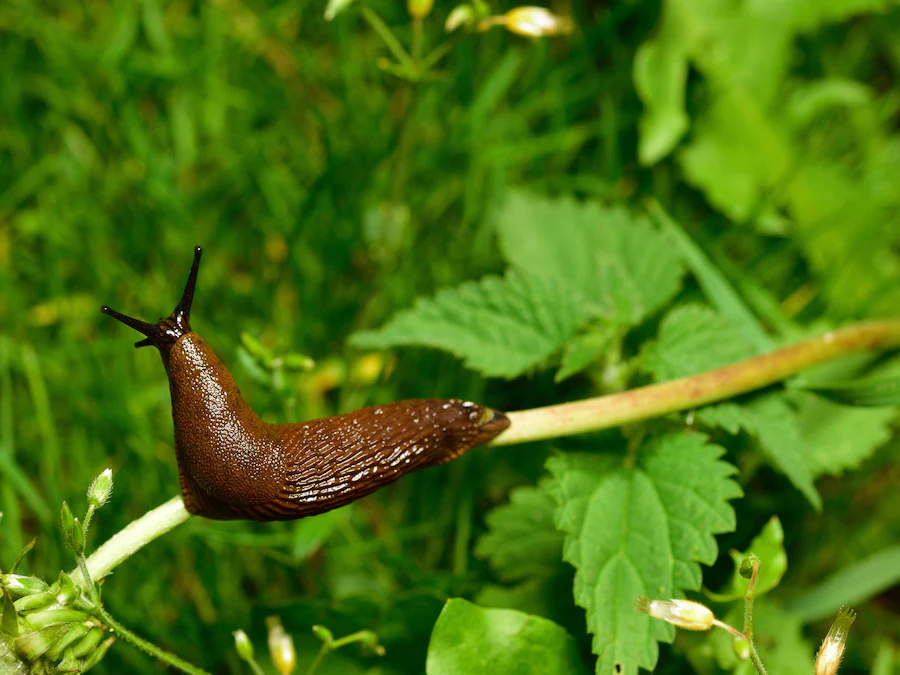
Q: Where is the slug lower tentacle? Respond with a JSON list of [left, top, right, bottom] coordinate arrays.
[[101, 247, 510, 521]]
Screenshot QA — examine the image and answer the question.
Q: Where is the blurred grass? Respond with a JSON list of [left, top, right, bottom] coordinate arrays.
[[1, 0, 899, 673]]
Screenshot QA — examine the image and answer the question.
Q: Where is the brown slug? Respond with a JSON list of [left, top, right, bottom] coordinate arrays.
[[101, 247, 510, 521]]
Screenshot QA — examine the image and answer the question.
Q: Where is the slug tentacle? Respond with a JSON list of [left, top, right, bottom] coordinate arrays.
[[102, 248, 511, 521]]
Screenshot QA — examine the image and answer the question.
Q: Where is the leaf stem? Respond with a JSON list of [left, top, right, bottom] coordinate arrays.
[[359, 6, 415, 72], [490, 320, 900, 446], [96, 605, 212, 675]]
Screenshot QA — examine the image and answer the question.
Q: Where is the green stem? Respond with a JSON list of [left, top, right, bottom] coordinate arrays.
[[73, 320, 900, 584], [360, 6, 414, 71], [490, 320, 900, 446], [96, 606, 211, 675], [748, 643, 769, 675], [74, 496, 190, 585], [743, 558, 760, 640]]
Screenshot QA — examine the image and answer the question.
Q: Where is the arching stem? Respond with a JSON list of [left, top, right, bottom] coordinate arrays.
[[77, 319, 900, 584]]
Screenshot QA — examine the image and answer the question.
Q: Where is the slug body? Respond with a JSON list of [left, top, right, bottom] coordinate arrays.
[[101, 248, 509, 521]]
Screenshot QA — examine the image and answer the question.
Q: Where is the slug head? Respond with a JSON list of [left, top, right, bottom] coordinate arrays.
[[101, 246, 203, 352]]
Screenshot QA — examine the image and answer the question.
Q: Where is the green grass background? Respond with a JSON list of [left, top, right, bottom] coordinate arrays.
[[2, 0, 899, 673]]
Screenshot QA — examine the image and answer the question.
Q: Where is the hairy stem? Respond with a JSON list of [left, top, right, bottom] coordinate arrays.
[[490, 320, 900, 446], [76, 320, 900, 583]]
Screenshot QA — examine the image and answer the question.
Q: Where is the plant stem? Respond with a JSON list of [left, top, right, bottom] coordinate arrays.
[[74, 320, 900, 583], [75, 497, 190, 585], [748, 644, 769, 675], [96, 605, 212, 675], [490, 320, 900, 446], [360, 6, 414, 71]]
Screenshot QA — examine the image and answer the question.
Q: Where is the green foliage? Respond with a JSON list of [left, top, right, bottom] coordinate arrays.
[[425, 599, 587, 675], [2, 0, 900, 673], [546, 433, 741, 674]]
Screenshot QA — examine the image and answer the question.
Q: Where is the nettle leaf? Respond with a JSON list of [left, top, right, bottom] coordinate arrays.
[[798, 394, 897, 477], [475, 483, 565, 583], [546, 432, 741, 675], [426, 598, 588, 675], [496, 191, 685, 327], [646, 304, 821, 508], [349, 271, 589, 378], [641, 304, 756, 380]]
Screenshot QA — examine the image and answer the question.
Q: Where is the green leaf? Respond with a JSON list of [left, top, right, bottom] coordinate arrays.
[[642, 304, 756, 381], [474, 483, 565, 583], [649, 202, 773, 352], [803, 375, 900, 407], [546, 432, 741, 674], [709, 516, 787, 602], [349, 271, 589, 378], [738, 394, 821, 510], [425, 598, 588, 675], [555, 328, 615, 383], [786, 545, 900, 622], [496, 192, 684, 326], [291, 507, 350, 560], [643, 305, 820, 507], [799, 394, 896, 477]]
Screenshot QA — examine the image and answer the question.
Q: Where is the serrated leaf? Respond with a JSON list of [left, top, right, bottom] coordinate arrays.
[[426, 598, 588, 675], [738, 394, 821, 510], [642, 304, 756, 381], [546, 432, 740, 674], [349, 271, 589, 378], [798, 394, 896, 477], [496, 192, 684, 327], [475, 483, 565, 583], [555, 328, 615, 383]]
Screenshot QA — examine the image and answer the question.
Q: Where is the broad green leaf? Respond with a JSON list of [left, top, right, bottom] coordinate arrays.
[[642, 305, 820, 507], [636, 0, 900, 317], [709, 516, 787, 602], [546, 432, 741, 674], [786, 545, 900, 622], [649, 202, 773, 352], [426, 598, 588, 675], [349, 271, 589, 378], [496, 192, 684, 326], [738, 394, 821, 510], [555, 328, 615, 383], [475, 484, 565, 583], [641, 304, 756, 381], [799, 395, 896, 477]]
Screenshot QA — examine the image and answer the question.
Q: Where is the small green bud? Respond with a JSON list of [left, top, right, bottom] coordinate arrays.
[[407, 0, 433, 19], [1, 575, 50, 599], [71, 627, 104, 658], [87, 469, 113, 509], [44, 623, 90, 662], [283, 353, 315, 371], [14, 591, 56, 612], [22, 609, 90, 631], [311, 625, 333, 643], [233, 629, 254, 661], [266, 616, 296, 675], [79, 635, 115, 673], [55, 646, 81, 673], [15, 624, 70, 661], [446, 5, 474, 31], [59, 503, 85, 555], [358, 630, 385, 656], [732, 637, 751, 660], [739, 554, 760, 579]]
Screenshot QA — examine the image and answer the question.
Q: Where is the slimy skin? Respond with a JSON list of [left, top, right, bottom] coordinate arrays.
[[101, 248, 509, 520]]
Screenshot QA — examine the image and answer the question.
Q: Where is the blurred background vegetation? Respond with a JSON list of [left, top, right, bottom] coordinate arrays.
[[1, 0, 899, 673]]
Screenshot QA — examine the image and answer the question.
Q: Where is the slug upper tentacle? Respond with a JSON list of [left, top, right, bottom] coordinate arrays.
[[102, 247, 510, 521]]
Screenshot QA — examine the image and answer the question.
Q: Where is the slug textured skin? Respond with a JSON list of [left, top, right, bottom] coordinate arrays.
[[103, 248, 510, 521]]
